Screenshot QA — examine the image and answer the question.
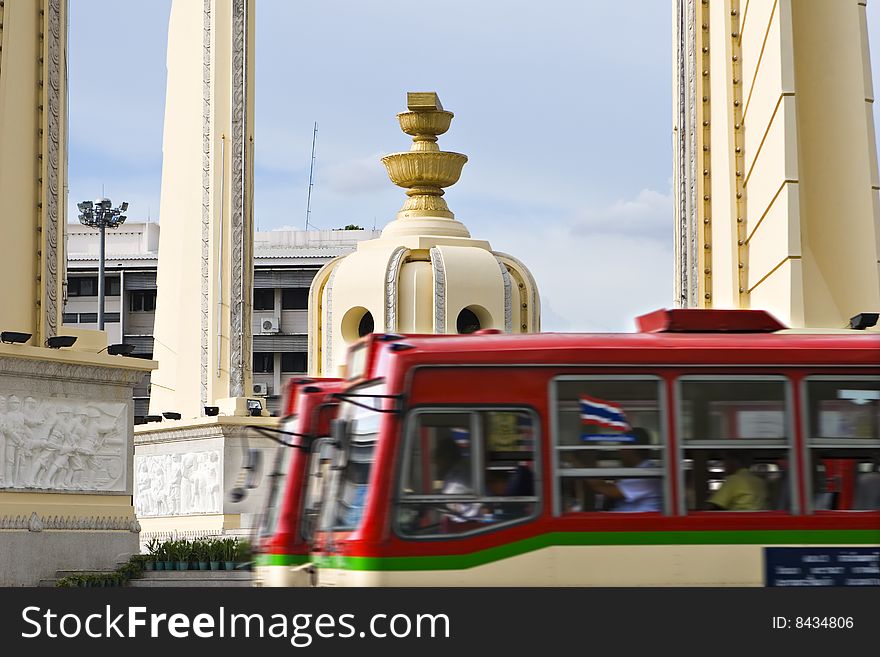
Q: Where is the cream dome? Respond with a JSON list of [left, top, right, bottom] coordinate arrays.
[[308, 92, 540, 376]]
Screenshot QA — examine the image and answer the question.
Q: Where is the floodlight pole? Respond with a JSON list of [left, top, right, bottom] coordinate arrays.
[[98, 222, 106, 330], [77, 197, 128, 332]]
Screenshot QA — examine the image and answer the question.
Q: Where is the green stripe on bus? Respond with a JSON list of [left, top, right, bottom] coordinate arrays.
[[255, 554, 311, 567], [313, 529, 880, 572]]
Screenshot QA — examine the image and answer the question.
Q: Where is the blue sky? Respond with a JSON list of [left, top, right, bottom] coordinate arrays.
[[68, 1, 880, 332]]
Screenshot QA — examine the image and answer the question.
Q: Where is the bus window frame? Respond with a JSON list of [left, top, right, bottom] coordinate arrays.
[[258, 414, 299, 539], [301, 436, 335, 542], [392, 404, 542, 542], [549, 374, 669, 517], [800, 374, 880, 514], [675, 374, 798, 516]]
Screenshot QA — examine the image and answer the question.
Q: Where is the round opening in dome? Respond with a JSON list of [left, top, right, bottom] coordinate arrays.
[[341, 306, 375, 343], [358, 311, 374, 337], [457, 308, 481, 334]]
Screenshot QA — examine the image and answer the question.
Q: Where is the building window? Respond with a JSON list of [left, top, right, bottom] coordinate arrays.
[[253, 352, 274, 373], [130, 290, 157, 312], [679, 377, 790, 512], [254, 288, 275, 311], [62, 313, 79, 324], [68, 276, 97, 297], [282, 288, 309, 310], [554, 377, 665, 514], [79, 313, 98, 323], [105, 312, 121, 323], [281, 352, 307, 373], [805, 378, 880, 511], [106, 277, 121, 296], [395, 409, 538, 538]]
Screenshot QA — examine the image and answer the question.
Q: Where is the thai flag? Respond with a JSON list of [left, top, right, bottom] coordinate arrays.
[[579, 396, 631, 432]]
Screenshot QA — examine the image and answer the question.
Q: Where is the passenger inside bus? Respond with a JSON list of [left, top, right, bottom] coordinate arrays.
[[706, 451, 767, 511], [434, 435, 480, 523], [585, 428, 663, 512]]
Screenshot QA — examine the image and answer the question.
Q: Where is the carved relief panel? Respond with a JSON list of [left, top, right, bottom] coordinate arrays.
[[0, 394, 128, 492], [134, 449, 222, 517]]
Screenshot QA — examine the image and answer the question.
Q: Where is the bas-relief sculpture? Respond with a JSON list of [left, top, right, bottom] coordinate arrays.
[[0, 394, 127, 492], [135, 450, 222, 517]]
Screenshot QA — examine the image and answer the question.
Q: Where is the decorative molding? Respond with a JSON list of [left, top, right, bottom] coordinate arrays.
[[0, 512, 139, 532], [0, 356, 147, 388], [495, 257, 513, 333], [673, 0, 699, 308], [43, 0, 63, 338], [135, 450, 222, 517], [493, 251, 541, 332], [228, 0, 248, 397], [384, 247, 408, 331], [323, 265, 338, 372], [0, 394, 128, 492], [200, 0, 212, 407], [134, 422, 242, 445], [430, 247, 446, 333]]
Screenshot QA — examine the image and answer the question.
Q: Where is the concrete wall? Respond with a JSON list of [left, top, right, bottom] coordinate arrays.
[[0, 531, 138, 587]]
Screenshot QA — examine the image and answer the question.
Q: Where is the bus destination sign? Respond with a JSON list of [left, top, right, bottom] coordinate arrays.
[[765, 547, 880, 587]]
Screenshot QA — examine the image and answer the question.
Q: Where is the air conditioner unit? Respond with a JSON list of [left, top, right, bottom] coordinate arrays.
[[252, 383, 269, 396], [261, 317, 280, 334]]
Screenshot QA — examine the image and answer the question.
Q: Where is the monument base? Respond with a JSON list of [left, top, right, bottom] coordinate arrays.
[[0, 343, 153, 585], [134, 415, 278, 546]]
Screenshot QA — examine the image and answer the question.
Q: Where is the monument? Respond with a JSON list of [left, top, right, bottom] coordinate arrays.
[[309, 92, 541, 377], [134, 0, 275, 542], [673, 0, 880, 327], [0, 0, 154, 585]]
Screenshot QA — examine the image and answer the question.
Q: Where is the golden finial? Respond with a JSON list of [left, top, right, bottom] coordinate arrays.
[[381, 92, 467, 220]]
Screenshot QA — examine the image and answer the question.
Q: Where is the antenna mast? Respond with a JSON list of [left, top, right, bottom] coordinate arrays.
[[305, 122, 318, 230]]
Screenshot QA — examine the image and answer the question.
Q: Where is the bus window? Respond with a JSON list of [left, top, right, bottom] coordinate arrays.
[[679, 378, 791, 512], [805, 378, 880, 511], [321, 402, 381, 532], [396, 409, 538, 537], [552, 377, 665, 514]]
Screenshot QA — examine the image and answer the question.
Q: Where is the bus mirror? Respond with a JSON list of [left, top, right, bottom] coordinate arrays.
[[244, 448, 263, 489]]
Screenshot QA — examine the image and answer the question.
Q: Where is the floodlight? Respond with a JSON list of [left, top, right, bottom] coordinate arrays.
[[1, 331, 32, 344], [107, 343, 136, 356], [849, 313, 879, 330], [46, 335, 77, 349]]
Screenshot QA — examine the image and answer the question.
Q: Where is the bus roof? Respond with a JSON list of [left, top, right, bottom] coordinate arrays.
[[362, 330, 880, 373]]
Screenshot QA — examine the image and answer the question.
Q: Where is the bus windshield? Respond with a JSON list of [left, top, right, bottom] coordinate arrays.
[[319, 382, 384, 533], [259, 418, 297, 538]]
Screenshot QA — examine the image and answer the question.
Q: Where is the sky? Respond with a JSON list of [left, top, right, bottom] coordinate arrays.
[[68, 1, 880, 332]]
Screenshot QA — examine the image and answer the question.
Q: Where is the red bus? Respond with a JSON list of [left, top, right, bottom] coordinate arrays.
[[306, 309, 880, 586], [255, 377, 342, 586]]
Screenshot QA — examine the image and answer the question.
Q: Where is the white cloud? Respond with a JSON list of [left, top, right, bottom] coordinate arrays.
[[488, 185, 675, 332], [320, 153, 390, 196], [571, 187, 673, 240]]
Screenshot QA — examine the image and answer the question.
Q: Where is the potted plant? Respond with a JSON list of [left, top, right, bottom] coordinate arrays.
[[176, 540, 191, 571], [145, 538, 160, 571], [222, 538, 236, 571], [208, 539, 222, 571], [163, 540, 178, 571], [190, 539, 206, 570]]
